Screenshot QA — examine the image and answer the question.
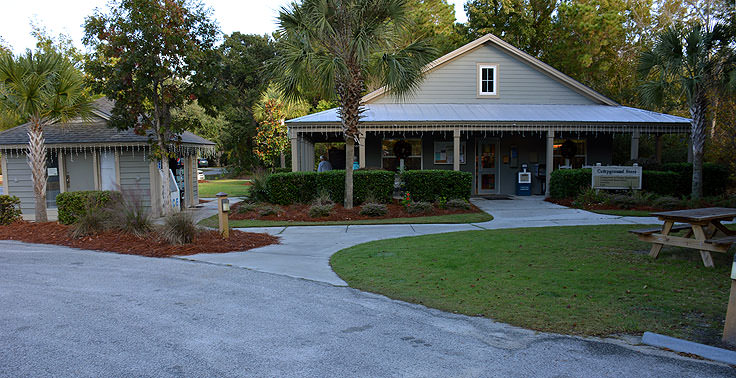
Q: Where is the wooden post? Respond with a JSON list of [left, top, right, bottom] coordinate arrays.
[[216, 192, 229, 239], [630, 130, 640, 161], [453, 128, 460, 171], [724, 254, 736, 344], [655, 134, 663, 164], [290, 130, 299, 172], [545, 129, 554, 198], [359, 133, 366, 169]]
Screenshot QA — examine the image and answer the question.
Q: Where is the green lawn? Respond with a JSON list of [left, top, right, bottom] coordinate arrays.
[[591, 209, 654, 217], [331, 224, 734, 345], [199, 211, 493, 228], [198, 179, 251, 198]]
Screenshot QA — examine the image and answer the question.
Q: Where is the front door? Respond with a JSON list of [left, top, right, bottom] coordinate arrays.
[[476, 139, 499, 194]]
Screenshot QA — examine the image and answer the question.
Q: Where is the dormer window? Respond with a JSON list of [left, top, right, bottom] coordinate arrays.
[[477, 63, 498, 97]]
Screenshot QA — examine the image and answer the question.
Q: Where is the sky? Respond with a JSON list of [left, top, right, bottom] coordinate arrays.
[[0, 0, 468, 54]]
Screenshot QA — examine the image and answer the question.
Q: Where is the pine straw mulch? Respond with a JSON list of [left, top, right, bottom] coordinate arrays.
[[230, 200, 482, 222], [0, 221, 279, 258]]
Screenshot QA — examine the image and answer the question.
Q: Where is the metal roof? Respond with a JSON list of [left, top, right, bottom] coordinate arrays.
[[286, 104, 690, 125], [0, 98, 215, 147]]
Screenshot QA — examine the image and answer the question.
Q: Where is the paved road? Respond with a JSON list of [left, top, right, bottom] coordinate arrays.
[[184, 196, 662, 285], [1, 241, 732, 377]]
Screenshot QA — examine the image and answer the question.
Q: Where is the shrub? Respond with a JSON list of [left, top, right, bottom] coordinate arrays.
[[308, 204, 333, 218], [236, 202, 259, 214], [446, 198, 471, 210], [106, 191, 152, 237], [272, 167, 291, 174], [0, 195, 22, 225], [608, 192, 651, 209], [57, 191, 121, 225], [265, 170, 394, 205], [645, 162, 729, 196], [407, 201, 433, 214], [402, 170, 472, 202], [249, 169, 270, 202], [160, 212, 198, 245], [312, 190, 334, 207], [572, 188, 610, 208], [652, 196, 682, 210], [359, 203, 388, 217], [71, 207, 109, 238], [258, 204, 281, 216], [549, 169, 591, 199], [642, 171, 680, 196], [435, 196, 448, 209]]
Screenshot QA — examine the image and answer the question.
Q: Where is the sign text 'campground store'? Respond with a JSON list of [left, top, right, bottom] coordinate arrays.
[[591, 165, 642, 190]]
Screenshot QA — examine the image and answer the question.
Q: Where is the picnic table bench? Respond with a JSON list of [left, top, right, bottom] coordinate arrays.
[[629, 207, 736, 267]]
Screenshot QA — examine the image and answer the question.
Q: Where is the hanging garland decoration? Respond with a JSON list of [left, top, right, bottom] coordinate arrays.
[[393, 140, 412, 159], [560, 139, 577, 159]]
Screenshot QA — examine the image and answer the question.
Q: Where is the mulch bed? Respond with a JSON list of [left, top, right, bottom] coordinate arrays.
[[546, 198, 667, 212], [230, 200, 482, 222], [0, 221, 279, 258]]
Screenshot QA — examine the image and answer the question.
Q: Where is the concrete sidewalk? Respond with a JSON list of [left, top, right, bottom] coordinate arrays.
[[181, 196, 659, 285]]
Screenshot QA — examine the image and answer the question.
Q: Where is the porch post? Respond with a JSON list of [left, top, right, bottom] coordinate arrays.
[[630, 130, 640, 161], [546, 129, 554, 198], [655, 134, 663, 163], [453, 128, 460, 171], [359, 132, 366, 169], [290, 129, 299, 172]]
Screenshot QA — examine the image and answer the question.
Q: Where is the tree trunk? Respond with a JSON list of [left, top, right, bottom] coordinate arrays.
[[27, 119, 48, 222], [280, 152, 285, 169], [159, 138, 173, 216], [690, 89, 708, 199], [345, 137, 354, 208]]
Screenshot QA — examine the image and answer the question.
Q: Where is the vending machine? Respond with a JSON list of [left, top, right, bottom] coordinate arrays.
[[516, 164, 532, 196]]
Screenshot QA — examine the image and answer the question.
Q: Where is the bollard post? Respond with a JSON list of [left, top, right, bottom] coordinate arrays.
[[216, 192, 230, 239], [723, 254, 736, 344]]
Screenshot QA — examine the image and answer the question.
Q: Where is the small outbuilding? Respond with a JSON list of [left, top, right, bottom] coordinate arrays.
[[0, 99, 215, 220]]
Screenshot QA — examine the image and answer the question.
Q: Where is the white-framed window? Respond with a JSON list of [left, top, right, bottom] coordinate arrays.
[[478, 64, 497, 96]]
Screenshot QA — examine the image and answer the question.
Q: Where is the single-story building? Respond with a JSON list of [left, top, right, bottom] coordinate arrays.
[[285, 34, 691, 196], [0, 99, 215, 220]]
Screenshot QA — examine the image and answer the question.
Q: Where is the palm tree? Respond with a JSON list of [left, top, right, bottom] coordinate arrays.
[[270, 0, 436, 208], [638, 23, 736, 199], [0, 51, 92, 221]]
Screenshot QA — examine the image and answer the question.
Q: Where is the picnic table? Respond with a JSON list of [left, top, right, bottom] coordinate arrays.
[[630, 207, 736, 267]]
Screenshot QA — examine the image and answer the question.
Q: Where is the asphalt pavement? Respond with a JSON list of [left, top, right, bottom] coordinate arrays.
[[1, 241, 733, 377]]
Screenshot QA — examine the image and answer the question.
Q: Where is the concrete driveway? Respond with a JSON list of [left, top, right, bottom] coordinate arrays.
[[1, 241, 732, 377], [183, 196, 662, 285]]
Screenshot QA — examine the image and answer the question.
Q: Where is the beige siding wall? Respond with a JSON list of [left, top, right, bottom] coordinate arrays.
[[4, 154, 34, 213], [372, 43, 595, 105], [118, 151, 151, 210]]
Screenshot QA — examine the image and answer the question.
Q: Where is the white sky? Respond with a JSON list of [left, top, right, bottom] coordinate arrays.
[[0, 0, 468, 54]]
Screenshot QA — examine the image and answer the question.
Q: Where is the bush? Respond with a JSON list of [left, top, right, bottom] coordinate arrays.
[[70, 196, 111, 238], [446, 198, 471, 210], [106, 191, 152, 237], [549, 169, 592, 199], [572, 188, 610, 208], [308, 204, 333, 218], [0, 195, 21, 225], [608, 192, 654, 209], [402, 170, 472, 202], [249, 169, 270, 202], [236, 202, 259, 214], [272, 167, 291, 174], [57, 191, 121, 225], [258, 204, 281, 216], [359, 203, 388, 217], [642, 171, 680, 195], [407, 201, 433, 214], [646, 162, 729, 196], [652, 196, 682, 210], [160, 212, 198, 245], [313, 190, 334, 207], [265, 170, 394, 205]]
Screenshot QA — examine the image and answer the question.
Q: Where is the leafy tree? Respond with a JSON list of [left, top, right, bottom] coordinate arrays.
[[404, 0, 462, 55], [83, 0, 219, 215], [462, 0, 556, 57], [638, 23, 736, 198], [197, 32, 276, 172], [0, 52, 92, 221], [30, 21, 85, 68], [271, 0, 436, 208], [252, 84, 310, 168]]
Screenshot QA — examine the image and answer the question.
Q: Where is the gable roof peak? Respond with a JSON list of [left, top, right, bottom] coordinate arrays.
[[362, 33, 618, 106]]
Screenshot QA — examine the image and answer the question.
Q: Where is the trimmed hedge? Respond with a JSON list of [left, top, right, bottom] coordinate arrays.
[[402, 170, 472, 202], [265, 170, 394, 205], [0, 195, 22, 225], [549, 162, 730, 199], [56, 191, 121, 225]]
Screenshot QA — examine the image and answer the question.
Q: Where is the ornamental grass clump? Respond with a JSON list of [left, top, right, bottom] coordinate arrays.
[[407, 201, 432, 214], [160, 212, 198, 245], [258, 204, 281, 216], [359, 203, 388, 217], [308, 204, 333, 218], [106, 191, 152, 237], [236, 202, 259, 214], [71, 206, 110, 238], [446, 198, 471, 210]]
